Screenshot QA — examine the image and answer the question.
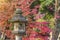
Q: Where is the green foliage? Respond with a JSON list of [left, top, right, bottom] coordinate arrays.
[[49, 18, 55, 29], [30, 0, 40, 9], [33, 28, 40, 32], [40, 0, 53, 6], [39, 0, 53, 11], [38, 0, 55, 29], [43, 13, 53, 21], [39, 0, 54, 14], [0, 38, 4, 40]]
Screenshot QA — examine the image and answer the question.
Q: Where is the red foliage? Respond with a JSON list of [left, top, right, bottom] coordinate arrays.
[[14, 0, 40, 16], [24, 21, 51, 40], [0, 0, 51, 40]]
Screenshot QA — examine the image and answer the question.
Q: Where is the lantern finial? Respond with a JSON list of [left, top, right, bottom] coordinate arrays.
[[15, 8, 22, 14]]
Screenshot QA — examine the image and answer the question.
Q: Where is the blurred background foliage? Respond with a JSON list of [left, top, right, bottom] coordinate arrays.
[[38, 0, 55, 29], [30, 0, 55, 29]]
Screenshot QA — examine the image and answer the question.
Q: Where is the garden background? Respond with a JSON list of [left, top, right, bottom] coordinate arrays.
[[0, 0, 60, 40]]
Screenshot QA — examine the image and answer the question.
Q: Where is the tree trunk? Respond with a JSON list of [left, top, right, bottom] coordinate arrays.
[[52, 0, 59, 40]]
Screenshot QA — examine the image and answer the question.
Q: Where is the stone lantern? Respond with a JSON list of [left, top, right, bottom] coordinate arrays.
[[9, 8, 27, 40]]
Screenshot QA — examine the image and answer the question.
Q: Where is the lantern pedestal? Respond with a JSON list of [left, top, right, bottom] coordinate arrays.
[[12, 30, 23, 40], [12, 30, 26, 40], [15, 35, 22, 40]]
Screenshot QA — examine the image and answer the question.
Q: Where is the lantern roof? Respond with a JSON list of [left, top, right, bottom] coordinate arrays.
[[9, 8, 27, 22]]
